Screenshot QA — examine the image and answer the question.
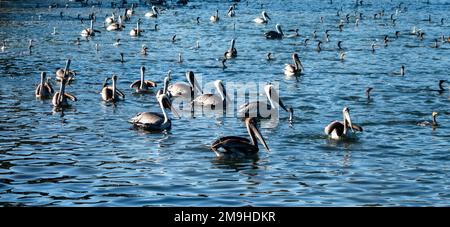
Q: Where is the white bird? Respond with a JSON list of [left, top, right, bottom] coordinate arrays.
[[254, 11, 271, 24], [324, 107, 363, 140]]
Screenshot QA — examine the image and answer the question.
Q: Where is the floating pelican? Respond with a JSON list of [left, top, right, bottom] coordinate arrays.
[[1, 40, 5, 52], [80, 20, 100, 37], [224, 39, 237, 59], [238, 84, 293, 121], [284, 53, 304, 76], [227, 5, 235, 17], [130, 66, 157, 93], [254, 11, 270, 24], [417, 112, 439, 127], [324, 107, 363, 140], [141, 44, 149, 55], [129, 18, 142, 37], [145, 6, 159, 18], [129, 94, 180, 131], [35, 72, 54, 99], [286, 29, 300, 38], [167, 71, 203, 99], [106, 15, 124, 31], [126, 4, 135, 17], [192, 80, 229, 110], [101, 74, 125, 102], [365, 87, 373, 99], [52, 60, 77, 108], [56, 64, 76, 83], [265, 24, 283, 39], [210, 9, 219, 22], [211, 117, 270, 157], [105, 12, 115, 25]]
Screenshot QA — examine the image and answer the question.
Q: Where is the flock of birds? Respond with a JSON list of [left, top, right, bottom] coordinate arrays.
[[17, 0, 448, 158]]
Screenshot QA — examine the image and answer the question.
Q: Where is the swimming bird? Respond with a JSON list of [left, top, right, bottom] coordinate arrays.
[[81, 20, 100, 37], [51, 27, 57, 35], [286, 29, 300, 38], [238, 84, 293, 121], [429, 80, 446, 93], [365, 87, 373, 99], [52, 60, 77, 108], [284, 53, 304, 76], [106, 15, 125, 31], [145, 6, 159, 18], [337, 40, 343, 50], [417, 112, 439, 127], [35, 72, 54, 99], [119, 53, 124, 63], [371, 42, 376, 53], [192, 80, 229, 110], [130, 66, 157, 93], [129, 93, 180, 132], [265, 24, 283, 39], [113, 38, 121, 46], [101, 74, 125, 102], [339, 51, 346, 61], [141, 44, 149, 55], [105, 12, 115, 25], [227, 5, 235, 17], [266, 52, 273, 61], [126, 4, 135, 17], [316, 40, 322, 52], [56, 64, 76, 83], [254, 11, 270, 24], [211, 117, 270, 157], [167, 71, 203, 100], [400, 65, 405, 75], [210, 9, 219, 23], [129, 18, 142, 37], [224, 39, 237, 59], [324, 107, 363, 140], [1, 40, 6, 52]]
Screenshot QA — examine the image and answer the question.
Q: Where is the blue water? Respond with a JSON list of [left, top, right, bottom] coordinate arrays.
[[0, 0, 449, 206]]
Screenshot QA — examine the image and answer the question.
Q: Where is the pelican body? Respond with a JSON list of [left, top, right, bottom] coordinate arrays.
[[56, 67, 76, 83], [81, 20, 99, 37], [130, 19, 142, 37], [35, 72, 54, 99], [130, 66, 157, 93], [254, 11, 270, 24], [284, 53, 304, 76], [210, 9, 219, 23], [101, 74, 125, 102], [211, 117, 270, 157], [145, 6, 159, 18], [167, 71, 203, 100], [192, 80, 229, 110], [107, 16, 125, 31], [129, 94, 180, 131], [265, 24, 283, 39], [324, 107, 363, 140], [224, 39, 237, 59], [52, 60, 77, 108]]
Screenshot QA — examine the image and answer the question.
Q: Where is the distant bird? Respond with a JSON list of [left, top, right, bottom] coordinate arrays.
[[365, 87, 373, 99], [227, 5, 235, 17], [35, 72, 54, 99], [324, 107, 363, 140], [210, 9, 219, 22], [145, 6, 159, 18], [284, 53, 304, 76], [141, 44, 149, 55], [52, 60, 77, 108], [130, 66, 157, 93], [417, 112, 439, 127], [101, 74, 125, 102], [224, 39, 237, 59], [129, 18, 142, 37], [254, 11, 270, 24], [265, 24, 283, 39], [106, 15, 125, 31]]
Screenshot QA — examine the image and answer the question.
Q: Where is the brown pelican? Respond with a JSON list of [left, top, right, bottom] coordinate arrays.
[[316, 41, 322, 52], [101, 74, 125, 102], [284, 53, 304, 76], [254, 11, 270, 24], [35, 72, 54, 99], [145, 6, 159, 18], [126, 4, 135, 17], [227, 5, 235, 17], [400, 65, 405, 75], [224, 39, 237, 59], [339, 51, 346, 61], [105, 12, 115, 25], [1, 40, 5, 52], [106, 15, 124, 31], [81, 20, 100, 37], [265, 24, 283, 39], [130, 66, 157, 93], [417, 112, 439, 127], [141, 44, 149, 55], [52, 60, 77, 108], [324, 107, 363, 140], [365, 87, 373, 99], [167, 71, 203, 99], [129, 18, 142, 37], [266, 52, 273, 61], [192, 80, 229, 110], [129, 94, 180, 131], [238, 84, 293, 121], [211, 117, 270, 157], [210, 9, 219, 23], [56, 64, 76, 83]]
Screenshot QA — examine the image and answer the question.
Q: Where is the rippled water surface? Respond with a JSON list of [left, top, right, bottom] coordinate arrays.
[[1, 0, 450, 206]]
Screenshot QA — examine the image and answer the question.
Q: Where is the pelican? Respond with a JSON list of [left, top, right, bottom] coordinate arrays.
[[324, 107, 363, 140], [81, 20, 99, 37], [129, 94, 180, 132], [227, 5, 235, 17], [35, 72, 54, 99], [339, 51, 346, 61], [141, 44, 149, 55], [105, 12, 115, 25], [365, 87, 373, 99], [130, 66, 157, 93], [126, 4, 135, 17], [211, 117, 270, 157], [417, 112, 439, 127], [316, 41, 322, 52], [106, 15, 124, 31], [1, 40, 5, 52], [167, 71, 203, 99], [129, 18, 142, 37], [254, 11, 270, 24], [52, 60, 77, 108], [266, 52, 273, 61], [286, 29, 300, 38], [101, 74, 125, 102], [238, 84, 293, 121], [284, 53, 304, 76], [56, 65, 76, 83], [400, 65, 405, 75], [265, 24, 283, 39], [113, 38, 121, 46], [192, 80, 229, 110], [145, 6, 159, 18], [224, 39, 237, 59], [210, 9, 219, 23]]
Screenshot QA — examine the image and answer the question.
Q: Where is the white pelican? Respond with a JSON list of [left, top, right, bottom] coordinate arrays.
[[224, 39, 237, 59], [81, 20, 100, 37], [52, 60, 77, 108], [211, 117, 270, 157], [106, 15, 124, 31], [129, 94, 180, 132], [105, 12, 115, 25], [35, 72, 54, 99], [254, 11, 270, 24], [265, 24, 283, 39], [101, 74, 125, 102], [167, 71, 203, 99], [130, 66, 157, 93], [324, 107, 363, 140], [210, 9, 219, 23], [284, 53, 304, 76], [227, 5, 235, 17], [417, 112, 439, 127], [192, 80, 229, 110], [145, 6, 159, 18], [129, 18, 142, 37]]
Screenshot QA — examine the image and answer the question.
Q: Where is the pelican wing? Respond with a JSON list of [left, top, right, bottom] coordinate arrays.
[[130, 80, 141, 89], [324, 121, 344, 136], [193, 94, 222, 106], [351, 124, 363, 132], [46, 83, 54, 94], [64, 93, 77, 102], [130, 112, 164, 126], [211, 136, 256, 154], [116, 89, 126, 99], [144, 80, 157, 88], [35, 84, 42, 96]]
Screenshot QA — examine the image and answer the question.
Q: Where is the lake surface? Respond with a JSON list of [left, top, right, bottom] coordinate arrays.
[[0, 0, 449, 206]]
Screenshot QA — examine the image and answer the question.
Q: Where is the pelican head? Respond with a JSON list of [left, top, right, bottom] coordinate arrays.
[[275, 23, 283, 35], [186, 71, 203, 94], [264, 84, 288, 112], [214, 80, 229, 102], [343, 107, 354, 133], [158, 93, 180, 119], [246, 117, 270, 151], [262, 11, 271, 20]]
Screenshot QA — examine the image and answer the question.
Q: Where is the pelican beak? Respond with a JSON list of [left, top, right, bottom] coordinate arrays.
[[266, 14, 271, 20], [344, 109, 354, 133], [187, 71, 203, 94], [278, 98, 288, 113], [164, 95, 180, 119], [248, 119, 270, 152]]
